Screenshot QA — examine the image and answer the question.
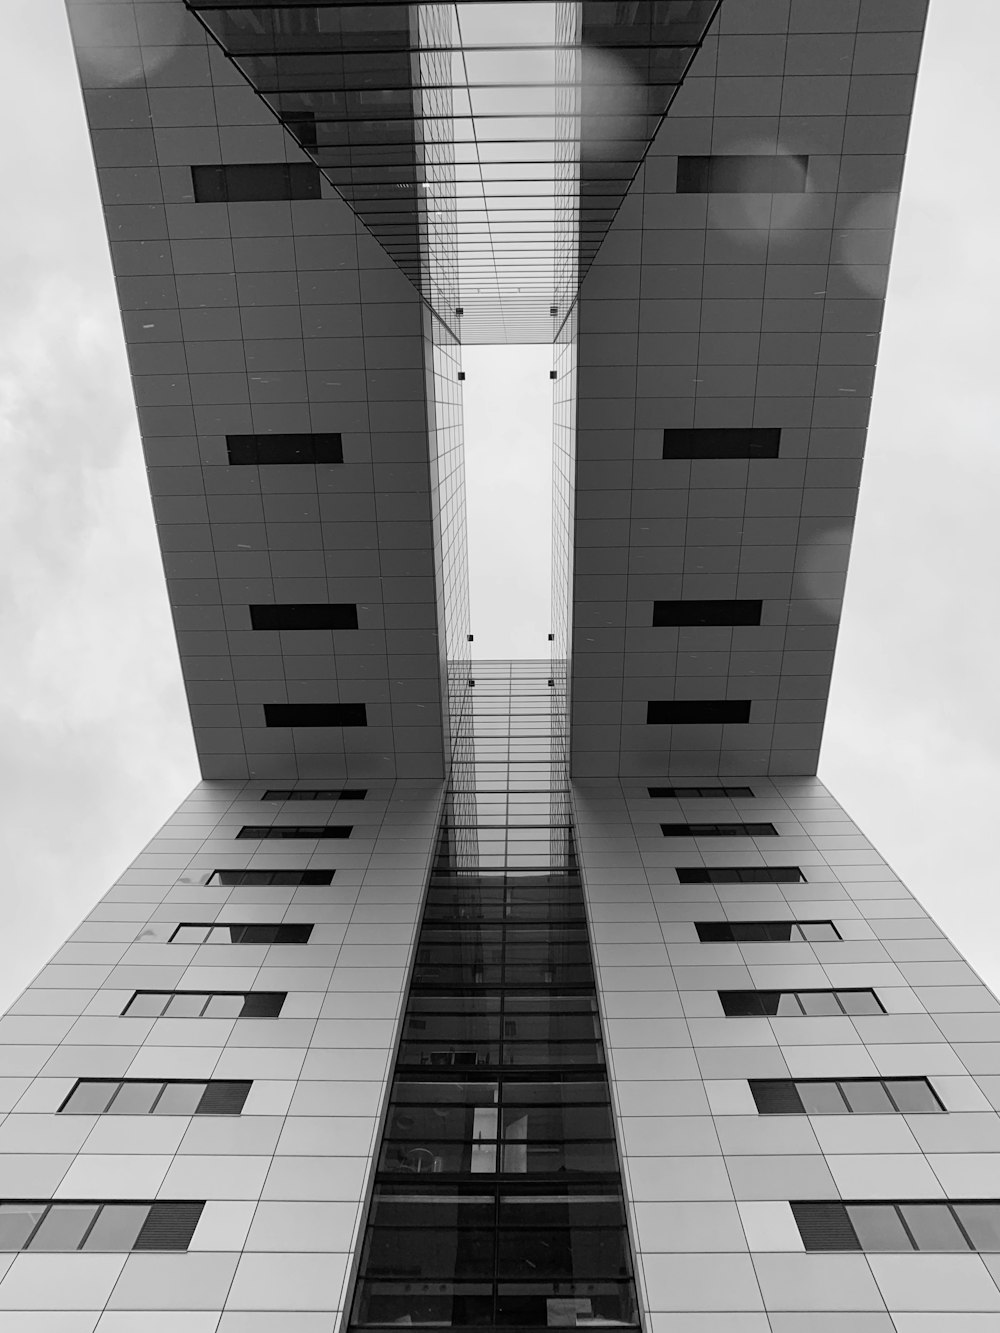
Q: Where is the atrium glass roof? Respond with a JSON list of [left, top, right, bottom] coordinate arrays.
[[185, 0, 721, 342]]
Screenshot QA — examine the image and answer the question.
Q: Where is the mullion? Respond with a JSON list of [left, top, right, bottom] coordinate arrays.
[[75, 1203, 106, 1251]]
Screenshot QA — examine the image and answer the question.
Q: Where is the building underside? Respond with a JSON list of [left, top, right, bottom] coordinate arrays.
[[7, 2, 1000, 1330]]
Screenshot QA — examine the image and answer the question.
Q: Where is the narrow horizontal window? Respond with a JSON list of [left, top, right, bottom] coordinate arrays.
[[676, 154, 808, 193], [236, 824, 352, 840], [661, 823, 777, 838], [0, 1200, 204, 1252], [263, 788, 367, 801], [170, 923, 313, 945], [662, 428, 781, 460], [647, 700, 752, 725], [226, 432, 343, 466], [696, 920, 840, 943], [652, 600, 762, 628], [720, 989, 884, 1018], [250, 604, 358, 631], [264, 703, 367, 727], [676, 866, 805, 884], [649, 786, 754, 799], [792, 1200, 1000, 1253], [191, 162, 321, 203], [59, 1079, 252, 1116], [209, 868, 334, 886], [750, 1077, 943, 1116], [123, 991, 286, 1019]]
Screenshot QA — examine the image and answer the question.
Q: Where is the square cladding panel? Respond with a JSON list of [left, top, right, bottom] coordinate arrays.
[[68, 0, 456, 782], [568, 3, 926, 780]]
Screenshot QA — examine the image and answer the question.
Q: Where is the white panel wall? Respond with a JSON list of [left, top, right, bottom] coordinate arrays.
[[575, 776, 1000, 1327], [0, 779, 442, 1327]]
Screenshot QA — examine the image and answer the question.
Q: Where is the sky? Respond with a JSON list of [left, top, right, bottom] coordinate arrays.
[[1, 0, 998, 1013]]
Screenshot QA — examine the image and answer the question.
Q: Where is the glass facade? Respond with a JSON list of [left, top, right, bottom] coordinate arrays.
[[183, 0, 721, 342], [348, 662, 638, 1331]]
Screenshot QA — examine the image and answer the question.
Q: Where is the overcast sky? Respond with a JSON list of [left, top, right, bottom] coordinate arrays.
[[1, 0, 998, 1013]]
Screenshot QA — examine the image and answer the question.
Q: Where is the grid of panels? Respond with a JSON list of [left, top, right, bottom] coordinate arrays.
[[348, 663, 638, 1331], [184, 0, 722, 343]]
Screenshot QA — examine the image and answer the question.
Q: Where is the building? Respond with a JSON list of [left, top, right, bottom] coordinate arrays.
[[4, 0, 1000, 1327]]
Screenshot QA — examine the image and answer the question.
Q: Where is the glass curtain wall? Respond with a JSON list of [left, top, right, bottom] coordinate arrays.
[[348, 661, 639, 1331]]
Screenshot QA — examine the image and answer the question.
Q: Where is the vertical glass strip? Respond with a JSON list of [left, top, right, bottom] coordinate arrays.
[[348, 661, 640, 1332]]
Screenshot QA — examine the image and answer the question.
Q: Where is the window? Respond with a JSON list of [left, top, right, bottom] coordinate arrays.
[[191, 162, 321, 202], [226, 432, 343, 465], [170, 923, 313, 944], [647, 701, 752, 725], [661, 823, 777, 838], [649, 786, 754, 799], [250, 604, 358, 631], [209, 868, 334, 886], [676, 866, 805, 884], [236, 825, 352, 840], [750, 1078, 943, 1116], [60, 1079, 252, 1116], [791, 1201, 1000, 1253], [696, 921, 840, 943], [263, 704, 367, 727], [652, 600, 762, 627], [123, 991, 286, 1018], [263, 788, 367, 801], [720, 989, 884, 1017], [662, 428, 781, 460], [676, 154, 809, 193], [0, 1201, 204, 1252]]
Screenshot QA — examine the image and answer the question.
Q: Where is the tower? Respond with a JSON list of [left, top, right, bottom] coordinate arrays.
[[6, 0, 999, 1328]]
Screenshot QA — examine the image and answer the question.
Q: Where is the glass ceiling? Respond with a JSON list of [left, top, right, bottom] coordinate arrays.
[[185, 0, 721, 343]]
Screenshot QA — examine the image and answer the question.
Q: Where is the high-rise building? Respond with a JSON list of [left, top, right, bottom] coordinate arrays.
[[6, 0, 1000, 1327]]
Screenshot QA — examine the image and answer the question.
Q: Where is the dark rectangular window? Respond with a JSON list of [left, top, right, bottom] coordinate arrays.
[[662, 428, 781, 460], [662, 823, 777, 838], [123, 991, 286, 1019], [263, 789, 367, 801], [59, 1079, 252, 1116], [264, 703, 367, 728], [750, 1078, 943, 1116], [720, 989, 885, 1018], [676, 866, 805, 884], [209, 868, 334, 886], [652, 600, 762, 627], [191, 162, 321, 202], [792, 1201, 1000, 1253], [250, 604, 358, 631], [0, 1201, 204, 1252], [649, 786, 754, 799], [676, 155, 809, 193], [696, 921, 840, 943], [236, 825, 352, 840], [226, 432, 343, 466], [170, 923, 313, 945], [647, 701, 752, 725]]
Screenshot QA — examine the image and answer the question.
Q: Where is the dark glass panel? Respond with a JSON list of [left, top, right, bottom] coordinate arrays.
[[838, 990, 884, 1015], [82, 1204, 148, 1252], [28, 1204, 97, 1251], [0, 1203, 45, 1250], [363, 1227, 494, 1279], [797, 1082, 849, 1115], [840, 1081, 894, 1114], [884, 1079, 943, 1113], [749, 1080, 805, 1115], [797, 992, 841, 1017], [899, 1204, 970, 1252], [847, 1205, 913, 1252], [352, 1280, 493, 1329], [495, 1280, 638, 1327], [61, 1081, 119, 1114], [108, 1081, 163, 1114], [367, 1189, 494, 1231], [954, 1204, 1000, 1252], [155, 1082, 208, 1115], [498, 1227, 631, 1278]]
